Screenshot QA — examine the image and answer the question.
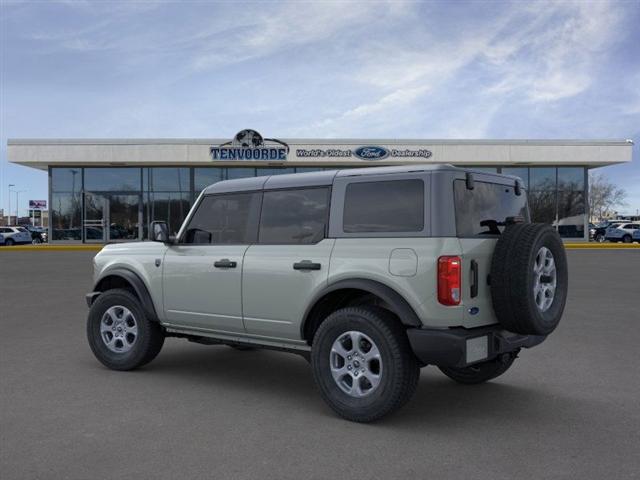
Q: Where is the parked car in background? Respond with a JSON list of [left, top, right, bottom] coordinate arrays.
[[20, 225, 48, 244], [591, 221, 625, 242], [632, 229, 640, 243], [605, 223, 640, 243], [0, 226, 33, 246]]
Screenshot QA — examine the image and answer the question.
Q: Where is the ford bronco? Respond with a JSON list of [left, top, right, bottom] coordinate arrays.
[[86, 165, 568, 422]]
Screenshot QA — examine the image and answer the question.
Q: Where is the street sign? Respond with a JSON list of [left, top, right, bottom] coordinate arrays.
[[29, 200, 47, 209]]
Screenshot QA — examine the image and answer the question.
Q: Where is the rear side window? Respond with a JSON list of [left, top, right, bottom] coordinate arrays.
[[183, 192, 261, 244], [259, 188, 330, 244], [454, 180, 529, 236], [343, 180, 424, 233]]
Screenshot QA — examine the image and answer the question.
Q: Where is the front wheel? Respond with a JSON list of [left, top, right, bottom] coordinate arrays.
[[595, 233, 605, 243], [5, 238, 14, 246], [623, 235, 632, 243], [311, 306, 420, 423], [32, 237, 42, 244], [438, 352, 517, 385], [87, 289, 164, 371]]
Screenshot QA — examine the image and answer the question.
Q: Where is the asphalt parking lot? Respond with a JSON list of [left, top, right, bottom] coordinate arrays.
[[1, 250, 639, 479]]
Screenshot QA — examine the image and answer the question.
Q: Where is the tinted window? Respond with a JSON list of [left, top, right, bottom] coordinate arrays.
[[454, 180, 529, 236], [183, 192, 261, 244], [259, 188, 329, 244], [85, 168, 141, 191], [343, 180, 424, 233]]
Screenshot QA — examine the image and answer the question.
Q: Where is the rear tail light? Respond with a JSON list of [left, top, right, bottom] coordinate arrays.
[[438, 256, 461, 306]]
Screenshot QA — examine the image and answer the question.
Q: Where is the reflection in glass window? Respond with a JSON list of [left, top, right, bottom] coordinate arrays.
[[259, 188, 329, 244], [256, 167, 295, 176], [85, 168, 141, 191], [501, 168, 529, 189], [344, 180, 424, 233], [183, 193, 261, 244], [529, 168, 556, 190], [194, 168, 224, 193], [147, 168, 190, 192], [557, 190, 585, 238], [51, 168, 82, 193], [51, 193, 82, 240], [226, 168, 256, 180], [454, 181, 529, 236], [557, 167, 584, 191], [144, 192, 191, 237], [529, 190, 557, 224]]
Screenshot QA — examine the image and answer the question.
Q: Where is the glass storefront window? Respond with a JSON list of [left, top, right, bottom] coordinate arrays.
[[85, 168, 141, 191], [51, 192, 82, 240], [529, 167, 556, 190], [557, 167, 584, 191], [144, 192, 191, 238], [501, 168, 529, 189], [51, 168, 82, 193], [226, 168, 256, 180], [146, 168, 190, 192], [557, 190, 585, 238], [194, 168, 224, 193], [256, 167, 295, 176], [529, 190, 557, 224]]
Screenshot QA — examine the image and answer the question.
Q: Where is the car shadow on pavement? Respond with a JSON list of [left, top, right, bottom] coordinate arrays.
[[118, 341, 595, 431]]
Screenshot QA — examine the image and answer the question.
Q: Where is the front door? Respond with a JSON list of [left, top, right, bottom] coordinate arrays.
[[84, 193, 142, 242], [162, 191, 262, 333]]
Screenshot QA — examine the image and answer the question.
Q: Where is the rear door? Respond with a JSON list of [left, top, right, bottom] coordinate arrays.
[[162, 192, 261, 334], [454, 178, 530, 325], [242, 187, 333, 341]]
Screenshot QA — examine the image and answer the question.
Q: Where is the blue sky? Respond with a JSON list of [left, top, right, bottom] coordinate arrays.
[[1, 0, 639, 216]]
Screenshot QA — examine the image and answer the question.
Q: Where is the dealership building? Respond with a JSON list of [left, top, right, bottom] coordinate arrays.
[[7, 132, 633, 243]]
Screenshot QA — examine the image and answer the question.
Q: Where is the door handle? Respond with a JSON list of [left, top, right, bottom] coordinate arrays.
[[470, 260, 478, 298], [293, 260, 321, 271], [214, 259, 237, 269]]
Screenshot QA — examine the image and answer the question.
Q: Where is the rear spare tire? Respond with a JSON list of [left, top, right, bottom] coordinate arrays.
[[490, 223, 568, 335]]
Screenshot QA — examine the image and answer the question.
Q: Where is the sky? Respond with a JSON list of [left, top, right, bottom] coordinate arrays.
[[1, 0, 639, 217]]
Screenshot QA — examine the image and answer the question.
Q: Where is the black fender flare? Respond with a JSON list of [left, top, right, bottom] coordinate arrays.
[[92, 268, 159, 321], [301, 278, 422, 339]]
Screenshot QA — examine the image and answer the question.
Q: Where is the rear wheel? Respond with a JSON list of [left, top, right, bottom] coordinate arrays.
[[311, 306, 419, 423], [87, 289, 164, 371], [5, 238, 14, 246], [623, 235, 632, 243], [439, 352, 518, 385]]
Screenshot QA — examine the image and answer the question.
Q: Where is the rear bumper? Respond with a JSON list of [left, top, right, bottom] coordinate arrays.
[[406, 324, 546, 368]]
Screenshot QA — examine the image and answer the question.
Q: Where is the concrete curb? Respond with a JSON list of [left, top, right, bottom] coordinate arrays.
[[1, 243, 639, 252]]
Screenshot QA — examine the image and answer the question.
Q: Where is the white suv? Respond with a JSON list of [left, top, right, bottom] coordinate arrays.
[[605, 223, 640, 243], [86, 165, 568, 422], [0, 226, 32, 246]]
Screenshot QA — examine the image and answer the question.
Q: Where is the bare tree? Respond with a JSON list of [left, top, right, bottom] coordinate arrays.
[[588, 172, 627, 221]]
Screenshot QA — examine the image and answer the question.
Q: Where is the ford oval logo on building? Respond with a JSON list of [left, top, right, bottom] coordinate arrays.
[[354, 146, 389, 160]]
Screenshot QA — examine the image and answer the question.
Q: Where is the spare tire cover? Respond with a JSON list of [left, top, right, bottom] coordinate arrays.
[[490, 223, 568, 335]]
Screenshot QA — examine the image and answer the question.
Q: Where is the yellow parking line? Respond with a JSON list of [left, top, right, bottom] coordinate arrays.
[[0, 245, 103, 251], [565, 243, 640, 249]]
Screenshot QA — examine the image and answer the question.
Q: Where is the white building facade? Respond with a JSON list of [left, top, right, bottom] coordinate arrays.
[[7, 132, 633, 243]]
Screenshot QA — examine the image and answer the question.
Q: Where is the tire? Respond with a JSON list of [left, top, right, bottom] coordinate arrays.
[[595, 233, 605, 243], [491, 223, 568, 335], [32, 237, 42, 245], [5, 238, 14, 246], [623, 235, 632, 243], [311, 306, 420, 423], [87, 289, 164, 371], [439, 351, 518, 385]]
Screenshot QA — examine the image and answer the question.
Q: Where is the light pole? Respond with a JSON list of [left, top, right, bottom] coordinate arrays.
[[15, 190, 26, 225], [8, 184, 15, 225]]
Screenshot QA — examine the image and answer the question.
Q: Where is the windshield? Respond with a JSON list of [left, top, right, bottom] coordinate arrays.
[[454, 180, 529, 237]]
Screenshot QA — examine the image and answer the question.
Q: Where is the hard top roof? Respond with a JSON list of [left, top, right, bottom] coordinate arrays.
[[202, 164, 461, 195]]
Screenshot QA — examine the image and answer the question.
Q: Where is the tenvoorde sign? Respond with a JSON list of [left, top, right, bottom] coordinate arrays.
[[211, 129, 289, 160]]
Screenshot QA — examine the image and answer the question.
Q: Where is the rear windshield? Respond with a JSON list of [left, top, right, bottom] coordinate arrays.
[[454, 180, 529, 236]]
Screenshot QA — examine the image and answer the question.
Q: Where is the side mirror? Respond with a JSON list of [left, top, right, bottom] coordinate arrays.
[[150, 221, 170, 243]]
